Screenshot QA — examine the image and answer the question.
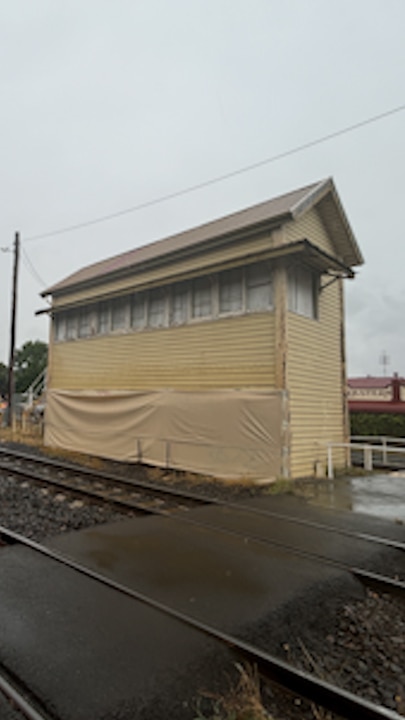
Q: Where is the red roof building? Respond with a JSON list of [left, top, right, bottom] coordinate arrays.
[[348, 373, 405, 414]]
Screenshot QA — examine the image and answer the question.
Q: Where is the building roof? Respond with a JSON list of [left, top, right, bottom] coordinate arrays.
[[42, 177, 363, 297], [348, 376, 405, 389], [349, 401, 405, 414], [348, 377, 393, 389]]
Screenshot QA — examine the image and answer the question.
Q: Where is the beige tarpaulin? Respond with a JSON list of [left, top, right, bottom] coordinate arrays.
[[45, 388, 287, 481]]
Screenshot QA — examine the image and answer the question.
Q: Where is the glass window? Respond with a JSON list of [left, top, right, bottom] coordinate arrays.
[[288, 266, 317, 319], [171, 283, 189, 325], [219, 268, 243, 314], [78, 308, 91, 338], [246, 263, 273, 310], [148, 288, 166, 328], [111, 297, 127, 331], [192, 277, 212, 318], [98, 301, 110, 334], [54, 314, 66, 342], [131, 293, 146, 329], [66, 312, 77, 340]]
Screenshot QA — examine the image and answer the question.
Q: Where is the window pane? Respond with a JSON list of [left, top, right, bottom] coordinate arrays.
[[98, 302, 110, 334], [219, 268, 242, 313], [192, 277, 212, 318], [148, 288, 166, 328], [66, 312, 77, 340], [171, 283, 188, 325], [54, 314, 66, 341], [111, 298, 127, 330], [288, 267, 316, 319], [78, 308, 91, 338], [131, 293, 146, 329], [246, 263, 272, 310]]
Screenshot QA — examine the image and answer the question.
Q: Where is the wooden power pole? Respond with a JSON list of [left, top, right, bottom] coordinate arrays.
[[7, 232, 20, 428]]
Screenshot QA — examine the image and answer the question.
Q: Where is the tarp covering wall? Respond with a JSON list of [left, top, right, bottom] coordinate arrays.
[[45, 389, 287, 480]]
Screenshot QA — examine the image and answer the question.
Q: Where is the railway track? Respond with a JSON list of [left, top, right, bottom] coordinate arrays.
[[0, 523, 402, 720], [1, 446, 404, 597], [0, 446, 209, 516], [0, 663, 52, 720]]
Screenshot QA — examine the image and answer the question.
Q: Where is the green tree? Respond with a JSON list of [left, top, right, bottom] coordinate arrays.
[[0, 362, 7, 398], [14, 341, 48, 393]]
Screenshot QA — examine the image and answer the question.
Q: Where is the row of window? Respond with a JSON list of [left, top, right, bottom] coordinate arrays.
[[54, 263, 317, 342]]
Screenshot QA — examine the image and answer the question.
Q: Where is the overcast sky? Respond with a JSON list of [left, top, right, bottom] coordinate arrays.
[[1, 1, 404, 377]]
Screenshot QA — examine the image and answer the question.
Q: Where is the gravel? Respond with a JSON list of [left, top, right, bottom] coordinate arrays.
[[0, 471, 132, 541], [264, 589, 405, 718], [0, 440, 404, 719]]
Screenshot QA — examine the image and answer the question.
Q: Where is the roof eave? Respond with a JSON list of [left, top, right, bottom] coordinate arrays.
[[291, 178, 364, 268], [41, 211, 292, 298]]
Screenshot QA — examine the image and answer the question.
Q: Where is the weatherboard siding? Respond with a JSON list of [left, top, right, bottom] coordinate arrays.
[[287, 279, 346, 478], [48, 312, 276, 391], [286, 207, 335, 256]]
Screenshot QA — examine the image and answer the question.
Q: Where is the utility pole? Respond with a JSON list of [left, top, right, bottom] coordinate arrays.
[[7, 232, 20, 428]]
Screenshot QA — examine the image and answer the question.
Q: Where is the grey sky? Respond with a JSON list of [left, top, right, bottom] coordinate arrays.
[[1, 1, 404, 377]]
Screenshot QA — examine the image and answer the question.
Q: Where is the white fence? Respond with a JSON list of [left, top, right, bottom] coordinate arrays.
[[327, 436, 405, 479]]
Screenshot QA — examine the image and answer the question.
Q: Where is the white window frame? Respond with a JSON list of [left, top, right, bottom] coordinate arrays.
[[245, 262, 273, 313], [55, 261, 277, 343], [218, 267, 243, 316], [147, 287, 167, 329], [98, 301, 111, 335], [131, 292, 146, 330], [170, 281, 190, 326], [288, 265, 318, 320], [78, 307, 92, 338], [111, 297, 129, 332], [66, 311, 78, 341], [54, 313, 66, 342], [191, 275, 213, 320]]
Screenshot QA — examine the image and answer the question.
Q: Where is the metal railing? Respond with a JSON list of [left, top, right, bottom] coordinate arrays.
[[22, 368, 47, 409], [327, 440, 405, 479]]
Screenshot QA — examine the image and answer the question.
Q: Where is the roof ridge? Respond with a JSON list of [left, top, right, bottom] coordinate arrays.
[[41, 178, 356, 297]]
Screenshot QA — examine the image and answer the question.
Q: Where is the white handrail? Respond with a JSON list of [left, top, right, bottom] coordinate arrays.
[[327, 441, 405, 479]]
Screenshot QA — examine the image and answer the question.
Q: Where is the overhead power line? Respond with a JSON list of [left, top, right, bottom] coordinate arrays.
[[24, 101, 405, 244], [21, 246, 48, 289]]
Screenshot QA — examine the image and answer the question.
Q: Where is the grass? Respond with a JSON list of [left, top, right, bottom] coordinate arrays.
[[262, 478, 295, 495], [195, 664, 272, 720]]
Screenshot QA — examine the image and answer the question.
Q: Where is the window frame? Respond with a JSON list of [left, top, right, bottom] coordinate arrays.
[[65, 311, 78, 341], [53, 260, 277, 343], [245, 262, 273, 313], [288, 265, 319, 320], [54, 313, 66, 342], [97, 301, 111, 335], [111, 296, 129, 332], [147, 287, 168, 329], [170, 281, 190, 326], [191, 275, 213, 321], [131, 292, 146, 331], [218, 267, 243, 316]]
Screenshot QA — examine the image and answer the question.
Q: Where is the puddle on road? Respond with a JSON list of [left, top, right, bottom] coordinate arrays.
[[295, 472, 405, 522]]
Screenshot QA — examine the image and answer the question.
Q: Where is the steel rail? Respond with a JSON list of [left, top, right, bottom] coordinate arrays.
[[1, 450, 404, 595], [1, 459, 404, 597], [0, 460, 177, 517], [168, 511, 405, 598], [0, 669, 53, 720], [0, 524, 401, 720], [1, 445, 404, 552], [0, 446, 210, 504], [224, 500, 405, 552]]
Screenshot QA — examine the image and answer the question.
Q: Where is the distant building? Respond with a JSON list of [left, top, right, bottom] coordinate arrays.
[[348, 374, 405, 414], [39, 178, 363, 480]]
